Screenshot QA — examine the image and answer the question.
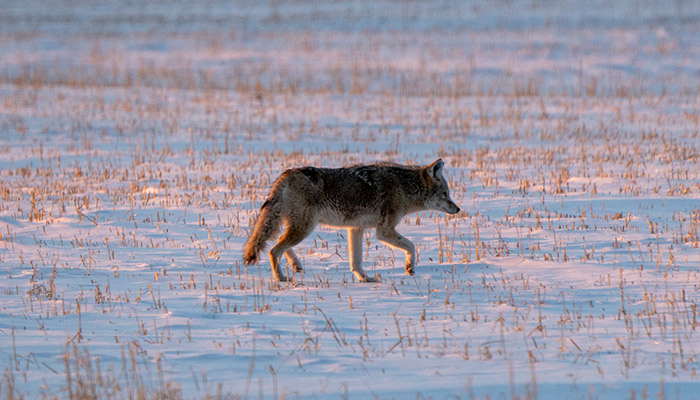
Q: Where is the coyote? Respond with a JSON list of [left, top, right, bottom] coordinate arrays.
[[243, 159, 460, 282]]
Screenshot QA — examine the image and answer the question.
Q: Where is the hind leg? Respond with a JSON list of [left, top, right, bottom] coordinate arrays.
[[284, 249, 303, 273], [270, 221, 315, 282]]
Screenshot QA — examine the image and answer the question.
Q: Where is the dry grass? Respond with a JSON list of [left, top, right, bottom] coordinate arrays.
[[1, 1, 700, 399]]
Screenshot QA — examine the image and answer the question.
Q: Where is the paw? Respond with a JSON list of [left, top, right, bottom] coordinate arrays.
[[291, 263, 304, 273], [405, 263, 415, 276], [360, 274, 379, 283], [354, 271, 379, 283]]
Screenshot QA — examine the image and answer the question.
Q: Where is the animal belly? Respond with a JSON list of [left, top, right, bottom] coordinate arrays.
[[317, 208, 379, 228]]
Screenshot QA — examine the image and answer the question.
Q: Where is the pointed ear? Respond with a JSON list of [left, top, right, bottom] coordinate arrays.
[[427, 159, 444, 178]]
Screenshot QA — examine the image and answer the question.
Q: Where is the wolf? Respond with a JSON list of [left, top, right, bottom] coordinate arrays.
[[243, 159, 460, 282]]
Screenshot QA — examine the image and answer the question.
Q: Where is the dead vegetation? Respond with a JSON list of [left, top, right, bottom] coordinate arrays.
[[1, 1, 700, 398]]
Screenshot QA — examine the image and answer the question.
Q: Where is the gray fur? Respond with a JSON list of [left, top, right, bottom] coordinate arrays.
[[243, 159, 460, 282]]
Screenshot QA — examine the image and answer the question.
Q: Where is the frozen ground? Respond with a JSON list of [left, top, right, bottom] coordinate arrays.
[[1, 1, 700, 399]]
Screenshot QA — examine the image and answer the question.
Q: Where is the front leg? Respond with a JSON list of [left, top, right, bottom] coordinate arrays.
[[347, 227, 376, 282], [376, 225, 416, 275]]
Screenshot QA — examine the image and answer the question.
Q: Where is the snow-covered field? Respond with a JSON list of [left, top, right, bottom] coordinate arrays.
[[2, 1, 700, 398]]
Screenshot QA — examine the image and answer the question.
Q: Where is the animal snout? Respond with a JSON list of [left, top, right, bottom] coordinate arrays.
[[448, 202, 460, 214]]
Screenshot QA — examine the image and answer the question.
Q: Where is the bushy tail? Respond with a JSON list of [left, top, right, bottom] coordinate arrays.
[[243, 198, 282, 266]]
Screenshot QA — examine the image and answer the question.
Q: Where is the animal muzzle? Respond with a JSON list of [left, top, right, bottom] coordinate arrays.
[[440, 200, 460, 214], [447, 201, 460, 214], [430, 198, 461, 214]]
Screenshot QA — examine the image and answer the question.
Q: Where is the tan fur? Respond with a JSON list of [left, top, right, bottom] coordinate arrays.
[[243, 159, 460, 282]]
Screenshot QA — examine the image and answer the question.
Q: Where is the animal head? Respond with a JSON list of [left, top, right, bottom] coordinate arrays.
[[424, 159, 460, 214]]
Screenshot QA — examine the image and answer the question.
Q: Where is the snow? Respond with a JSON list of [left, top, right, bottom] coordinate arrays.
[[1, 0, 700, 399]]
